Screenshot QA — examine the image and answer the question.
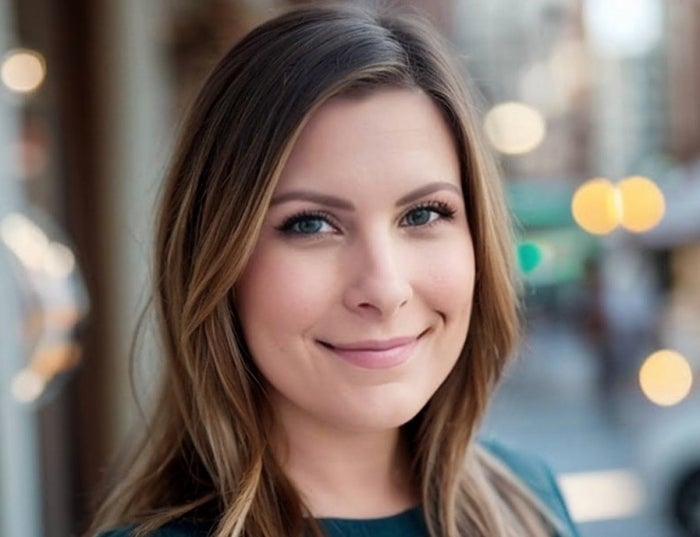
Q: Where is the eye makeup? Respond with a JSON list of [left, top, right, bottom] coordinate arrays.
[[276, 210, 340, 236], [275, 198, 460, 239], [400, 200, 456, 228]]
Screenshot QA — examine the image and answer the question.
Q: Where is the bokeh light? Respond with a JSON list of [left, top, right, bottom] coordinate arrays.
[[572, 176, 665, 235], [571, 178, 620, 235], [618, 175, 665, 232], [517, 241, 543, 274], [1, 210, 88, 405], [583, 0, 662, 58], [0, 212, 50, 270], [639, 350, 693, 407], [484, 102, 546, 155], [559, 469, 644, 522], [1, 48, 46, 93], [43, 242, 76, 278], [11, 368, 46, 403]]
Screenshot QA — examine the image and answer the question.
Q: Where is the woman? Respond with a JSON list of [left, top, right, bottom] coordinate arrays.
[[90, 3, 579, 537]]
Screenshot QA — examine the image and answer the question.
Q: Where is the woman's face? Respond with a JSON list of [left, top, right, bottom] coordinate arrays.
[[236, 88, 475, 434]]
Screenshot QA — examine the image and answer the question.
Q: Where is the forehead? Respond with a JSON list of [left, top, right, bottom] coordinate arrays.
[[278, 88, 461, 192]]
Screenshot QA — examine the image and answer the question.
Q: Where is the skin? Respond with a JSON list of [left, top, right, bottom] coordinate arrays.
[[236, 88, 475, 518]]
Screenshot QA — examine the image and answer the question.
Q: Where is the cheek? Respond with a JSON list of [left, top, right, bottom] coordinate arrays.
[[419, 236, 475, 315], [236, 244, 337, 335]]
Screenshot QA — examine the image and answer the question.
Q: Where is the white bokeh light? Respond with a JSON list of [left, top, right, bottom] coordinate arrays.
[[11, 368, 46, 403], [584, 0, 662, 58], [1, 49, 46, 93], [484, 102, 546, 155]]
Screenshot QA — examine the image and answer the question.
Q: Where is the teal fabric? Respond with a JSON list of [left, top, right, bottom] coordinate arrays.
[[319, 506, 427, 536], [99, 519, 208, 537], [99, 510, 428, 537], [98, 439, 579, 537], [480, 438, 580, 537]]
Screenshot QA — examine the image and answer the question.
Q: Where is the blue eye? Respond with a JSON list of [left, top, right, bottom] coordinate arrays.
[[278, 212, 336, 236], [291, 217, 324, 234], [401, 202, 456, 227], [404, 208, 434, 226]]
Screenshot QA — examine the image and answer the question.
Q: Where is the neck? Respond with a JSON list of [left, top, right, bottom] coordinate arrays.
[[272, 405, 419, 518]]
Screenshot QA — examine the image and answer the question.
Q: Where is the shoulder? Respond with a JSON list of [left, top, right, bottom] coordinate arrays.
[[99, 519, 210, 537], [478, 437, 580, 537], [479, 437, 562, 507]]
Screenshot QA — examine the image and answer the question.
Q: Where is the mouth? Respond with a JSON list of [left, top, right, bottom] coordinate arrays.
[[317, 328, 430, 370]]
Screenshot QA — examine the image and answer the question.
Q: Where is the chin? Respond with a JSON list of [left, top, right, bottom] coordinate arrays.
[[330, 388, 433, 432]]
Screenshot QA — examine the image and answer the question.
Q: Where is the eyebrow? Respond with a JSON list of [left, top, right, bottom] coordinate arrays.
[[269, 181, 462, 210]]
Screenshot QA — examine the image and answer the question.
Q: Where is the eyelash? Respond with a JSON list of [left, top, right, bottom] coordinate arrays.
[[276, 209, 340, 236], [276, 200, 458, 237], [404, 201, 457, 227]]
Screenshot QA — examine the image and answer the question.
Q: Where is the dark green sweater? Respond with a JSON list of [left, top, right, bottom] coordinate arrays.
[[99, 440, 579, 537], [319, 506, 427, 536]]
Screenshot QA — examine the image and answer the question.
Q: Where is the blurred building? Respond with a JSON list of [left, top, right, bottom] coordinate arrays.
[[667, 0, 700, 162]]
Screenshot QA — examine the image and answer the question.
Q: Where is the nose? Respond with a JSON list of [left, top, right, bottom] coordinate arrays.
[[342, 235, 413, 319]]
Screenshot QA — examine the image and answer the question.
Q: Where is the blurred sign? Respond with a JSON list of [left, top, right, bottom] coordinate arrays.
[[507, 179, 576, 228], [518, 228, 598, 285]]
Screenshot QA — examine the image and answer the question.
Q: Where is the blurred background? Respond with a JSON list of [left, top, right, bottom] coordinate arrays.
[[0, 0, 698, 536]]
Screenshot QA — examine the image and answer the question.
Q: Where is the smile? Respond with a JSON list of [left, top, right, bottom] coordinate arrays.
[[318, 330, 429, 370]]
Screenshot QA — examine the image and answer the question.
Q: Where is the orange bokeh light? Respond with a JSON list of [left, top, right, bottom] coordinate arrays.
[[571, 178, 620, 235], [639, 349, 693, 407], [618, 175, 665, 232]]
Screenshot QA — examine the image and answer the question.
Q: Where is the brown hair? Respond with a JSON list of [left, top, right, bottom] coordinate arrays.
[[88, 4, 554, 536]]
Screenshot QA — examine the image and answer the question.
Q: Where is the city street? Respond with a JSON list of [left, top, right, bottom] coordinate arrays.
[[482, 319, 684, 537]]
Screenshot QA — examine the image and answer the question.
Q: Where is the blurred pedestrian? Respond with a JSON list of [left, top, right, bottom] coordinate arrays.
[[87, 4, 579, 537]]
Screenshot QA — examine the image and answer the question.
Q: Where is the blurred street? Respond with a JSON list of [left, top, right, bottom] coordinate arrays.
[[484, 319, 684, 537]]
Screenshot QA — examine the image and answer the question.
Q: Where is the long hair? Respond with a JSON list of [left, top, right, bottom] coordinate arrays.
[[88, 4, 554, 537]]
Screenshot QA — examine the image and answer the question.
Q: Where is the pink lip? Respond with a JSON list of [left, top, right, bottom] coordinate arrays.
[[319, 335, 423, 369]]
